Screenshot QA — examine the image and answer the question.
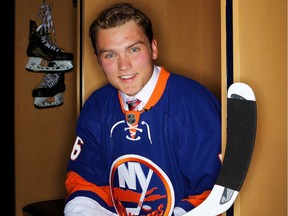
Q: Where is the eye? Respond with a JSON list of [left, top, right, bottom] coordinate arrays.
[[101, 52, 116, 59], [129, 47, 140, 53]]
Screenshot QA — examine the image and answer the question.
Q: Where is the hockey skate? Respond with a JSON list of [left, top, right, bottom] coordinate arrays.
[[26, 20, 73, 73], [33, 72, 65, 108]]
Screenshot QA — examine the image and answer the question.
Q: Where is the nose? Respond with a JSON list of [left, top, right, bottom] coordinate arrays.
[[118, 54, 131, 71]]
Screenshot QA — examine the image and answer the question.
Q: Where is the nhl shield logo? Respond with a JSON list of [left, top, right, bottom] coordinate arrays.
[[127, 113, 136, 124]]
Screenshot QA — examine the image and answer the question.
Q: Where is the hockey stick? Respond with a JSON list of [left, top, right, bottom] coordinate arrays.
[[183, 82, 257, 216], [126, 169, 154, 215]]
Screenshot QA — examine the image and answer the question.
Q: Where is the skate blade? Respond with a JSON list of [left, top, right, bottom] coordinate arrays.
[[34, 92, 64, 108], [26, 57, 73, 73]]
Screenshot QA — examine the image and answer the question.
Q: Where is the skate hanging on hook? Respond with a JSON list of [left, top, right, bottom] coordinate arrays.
[[25, 1, 73, 73], [25, 0, 73, 108], [33, 72, 65, 108]]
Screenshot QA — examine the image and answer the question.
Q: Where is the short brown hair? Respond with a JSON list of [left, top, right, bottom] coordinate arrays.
[[89, 2, 153, 55]]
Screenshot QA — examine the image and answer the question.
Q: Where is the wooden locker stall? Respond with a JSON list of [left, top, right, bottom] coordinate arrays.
[[227, 0, 287, 215], [79, 0, 221, 105], [15, 1, 77, 215], [78, 0, 288, 215]]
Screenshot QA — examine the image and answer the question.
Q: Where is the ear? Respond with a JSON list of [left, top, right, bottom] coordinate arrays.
[[151, 39, 158, 60]]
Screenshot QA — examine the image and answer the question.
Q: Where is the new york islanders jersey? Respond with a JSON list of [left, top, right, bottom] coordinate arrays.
[[65, 67, 221, 216]]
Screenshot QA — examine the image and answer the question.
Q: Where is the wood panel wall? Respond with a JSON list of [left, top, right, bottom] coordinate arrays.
[[15, 1, 77, 215], [80, 0, 221, 104], [13, 0, 287, 216], [229, 0, 287, 215]]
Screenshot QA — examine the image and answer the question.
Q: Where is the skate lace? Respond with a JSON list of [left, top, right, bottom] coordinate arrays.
[[37, 1, 56, 39], [36, 1, 59, 52], [40, 33, 60, 52], [38, 73, 61, 88]]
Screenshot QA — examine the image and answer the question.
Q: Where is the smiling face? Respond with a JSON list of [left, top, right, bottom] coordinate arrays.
[[96, 20, 158, 96]]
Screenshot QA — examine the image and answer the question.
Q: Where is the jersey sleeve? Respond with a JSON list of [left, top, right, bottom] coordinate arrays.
[[64, 96, 116, 214]]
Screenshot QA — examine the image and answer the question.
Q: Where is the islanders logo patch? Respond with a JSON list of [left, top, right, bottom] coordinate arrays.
[[109, 155, 175, 216]]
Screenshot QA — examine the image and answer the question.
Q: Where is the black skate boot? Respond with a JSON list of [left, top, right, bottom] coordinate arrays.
[[32, 72, 65, 97], [26, 20, 73, 73], [32, 72, 65, 108]]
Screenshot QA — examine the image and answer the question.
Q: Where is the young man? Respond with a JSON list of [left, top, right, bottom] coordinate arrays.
[[64, 2, 221, 216]]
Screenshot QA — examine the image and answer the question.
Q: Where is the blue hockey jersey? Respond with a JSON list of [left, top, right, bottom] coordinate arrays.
[[65, 67, 221, 216]]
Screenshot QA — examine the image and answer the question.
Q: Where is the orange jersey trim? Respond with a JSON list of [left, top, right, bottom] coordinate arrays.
[[117, 67, 170, 139], [183, 190, 211, 207], [145, 67, 170, 110], [65, 171, 114, 207], [118, 67, 170, 112]]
